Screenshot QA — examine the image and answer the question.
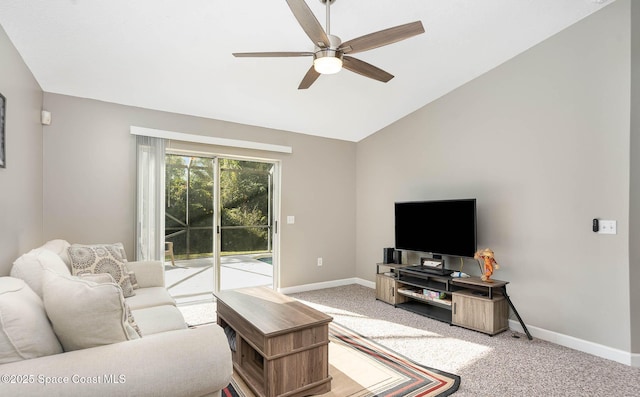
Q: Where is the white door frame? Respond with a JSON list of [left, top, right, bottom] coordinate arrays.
[[166, 149, 281, 293]]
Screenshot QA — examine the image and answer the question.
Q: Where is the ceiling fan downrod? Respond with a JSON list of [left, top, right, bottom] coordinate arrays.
[[320, 0, 335, 36]]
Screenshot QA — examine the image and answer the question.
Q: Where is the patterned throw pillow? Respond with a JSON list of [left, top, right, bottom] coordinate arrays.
[[128, 271, 139, 290], [67, 244, 135, 298]]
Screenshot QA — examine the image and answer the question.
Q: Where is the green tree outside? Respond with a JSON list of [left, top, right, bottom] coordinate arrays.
[[165, 155, 273, 259]]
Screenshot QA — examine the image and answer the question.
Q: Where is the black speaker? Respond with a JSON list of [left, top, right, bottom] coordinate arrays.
[[393, 250, 402, 264], [383, 248, 395, 264]]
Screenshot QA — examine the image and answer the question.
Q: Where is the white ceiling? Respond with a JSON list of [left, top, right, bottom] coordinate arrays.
[[0, 0, 613, 142]]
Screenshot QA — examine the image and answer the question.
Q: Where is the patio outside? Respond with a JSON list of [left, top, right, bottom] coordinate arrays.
[[164, 254, 273, 305]]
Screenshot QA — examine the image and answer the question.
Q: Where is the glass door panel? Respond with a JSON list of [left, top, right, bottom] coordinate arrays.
[[164, 154, 215, 303], [218, 158, 274, 290]]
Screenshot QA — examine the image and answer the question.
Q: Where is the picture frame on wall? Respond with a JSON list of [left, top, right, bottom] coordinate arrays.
[[0, 93, 5, 168]]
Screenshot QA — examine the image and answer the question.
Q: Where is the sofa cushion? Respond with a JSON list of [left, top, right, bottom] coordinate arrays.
[[131, 305, 187, 336], [0, 277, 63, 364], [68, 243, 135, 297], [125, 286, 176, 310], [41, 239, 72, 269], [42, 269, 140, 352], [10, 248, 71, 298], [125, 261, 165, 288]]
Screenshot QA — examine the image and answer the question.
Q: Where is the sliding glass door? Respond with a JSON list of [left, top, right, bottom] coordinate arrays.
[[163, 153, 278, 302]]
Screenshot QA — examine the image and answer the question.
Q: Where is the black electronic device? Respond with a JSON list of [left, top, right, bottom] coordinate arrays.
[[593, 218, 599, 232], [383, 248, 395, 264], [418, 257, 449, 275], [394, 199, 477, 259], [406, 264, 453, 276], [393, 250, 402, 264]]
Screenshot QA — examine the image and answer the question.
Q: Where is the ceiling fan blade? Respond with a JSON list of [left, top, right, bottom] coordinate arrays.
[[298, 66, 321, 89], [233, 51, 314, 57], [340, 21, 425, 55], [286, 0, 330, 48], [342, 56, 394, 83]]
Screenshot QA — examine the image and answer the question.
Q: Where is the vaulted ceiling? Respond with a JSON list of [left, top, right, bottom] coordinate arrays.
[[0, 0, 613, 141]]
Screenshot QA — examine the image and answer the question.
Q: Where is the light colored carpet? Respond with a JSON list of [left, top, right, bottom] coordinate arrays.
[[178, 299, 217, 325], [180, 284, 640, 396]]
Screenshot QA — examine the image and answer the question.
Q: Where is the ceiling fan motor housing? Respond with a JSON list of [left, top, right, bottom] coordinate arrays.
[[313, 34, 343, 74]]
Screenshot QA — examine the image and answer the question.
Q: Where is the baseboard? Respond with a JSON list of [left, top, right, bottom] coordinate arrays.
[[355, 277, 376, 289], [508, 319, 637, 367], [281, 279, 638, 368]]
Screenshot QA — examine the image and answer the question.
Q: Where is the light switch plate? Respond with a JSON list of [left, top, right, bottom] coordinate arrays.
[[287, 215, 295, 224]]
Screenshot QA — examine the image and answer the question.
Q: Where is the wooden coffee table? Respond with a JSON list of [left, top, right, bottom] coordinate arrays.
[[214, 287, 332, 397]]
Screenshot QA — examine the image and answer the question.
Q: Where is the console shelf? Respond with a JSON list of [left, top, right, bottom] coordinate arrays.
[[397, 287, 451, 305], [375, 263, 509, 336], [396, 301, 452, 323]]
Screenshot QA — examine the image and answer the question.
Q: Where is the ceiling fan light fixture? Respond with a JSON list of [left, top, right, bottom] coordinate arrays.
[[233, 0, 424, 88], [313, 50, 343, 74]]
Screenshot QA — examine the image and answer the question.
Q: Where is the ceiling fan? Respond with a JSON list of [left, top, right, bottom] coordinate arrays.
[[233, 0, 425, 89]]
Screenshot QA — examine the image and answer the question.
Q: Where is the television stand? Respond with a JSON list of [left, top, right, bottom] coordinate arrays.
[[450, 277, 532, 340], [376, 263, 521, 337]]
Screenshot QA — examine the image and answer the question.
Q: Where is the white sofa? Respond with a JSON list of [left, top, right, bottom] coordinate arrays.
[[0, 240, 232, 397]]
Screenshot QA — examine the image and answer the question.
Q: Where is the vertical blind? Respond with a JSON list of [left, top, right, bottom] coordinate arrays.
[[136, 135, 165, 261]]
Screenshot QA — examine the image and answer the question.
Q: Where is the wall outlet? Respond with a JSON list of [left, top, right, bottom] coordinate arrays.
[[598, 220, 617, 234], [317, 257, 323, 267]]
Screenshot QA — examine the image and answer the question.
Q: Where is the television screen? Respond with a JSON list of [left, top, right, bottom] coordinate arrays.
[[394, 199, 477, 258]]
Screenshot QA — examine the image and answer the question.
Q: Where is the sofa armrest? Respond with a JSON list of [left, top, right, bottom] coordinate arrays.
[[0, 325, 232, 397], [125, 261, 165, 288]]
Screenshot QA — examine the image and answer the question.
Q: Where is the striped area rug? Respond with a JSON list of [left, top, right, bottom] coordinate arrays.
[[222, 322, 460, 397]]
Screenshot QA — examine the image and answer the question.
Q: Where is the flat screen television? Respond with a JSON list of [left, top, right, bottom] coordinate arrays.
[[394, 199, 477, 258]]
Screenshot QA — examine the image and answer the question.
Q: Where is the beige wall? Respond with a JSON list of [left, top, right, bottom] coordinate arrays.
[[2, 0, 638, 358], [357, 0, 632, 351], [41, 93, 356, 288], [0, 26, 43, 276]]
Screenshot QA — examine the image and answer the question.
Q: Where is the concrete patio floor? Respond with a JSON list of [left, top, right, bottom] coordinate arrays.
[[164, 254, 273, 305]]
